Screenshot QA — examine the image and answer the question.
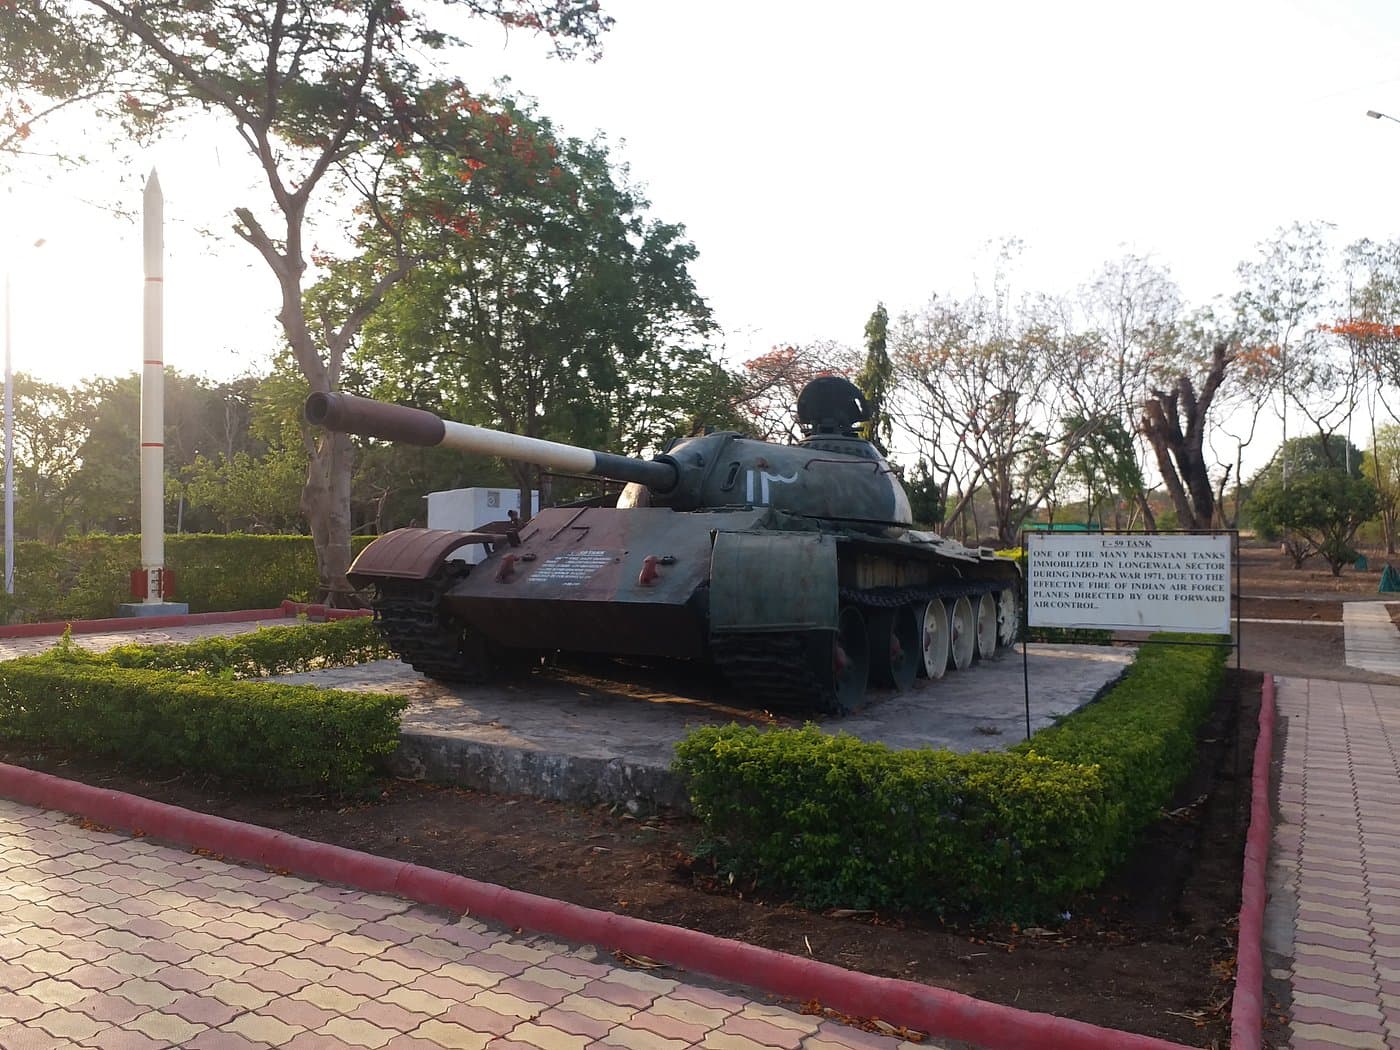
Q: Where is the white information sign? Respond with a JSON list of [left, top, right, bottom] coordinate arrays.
[[1026, 533, 1232, 634]]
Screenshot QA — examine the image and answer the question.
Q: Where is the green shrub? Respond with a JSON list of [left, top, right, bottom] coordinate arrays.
[[0, 534, 375, 622], [0, 648, 406, 794], [98, 618, 392, 678], [673, 633, 1227, 920]]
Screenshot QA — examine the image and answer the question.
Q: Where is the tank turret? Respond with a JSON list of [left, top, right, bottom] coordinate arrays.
[[305, 380, 1019, 714], [306, 384, 912, 531]]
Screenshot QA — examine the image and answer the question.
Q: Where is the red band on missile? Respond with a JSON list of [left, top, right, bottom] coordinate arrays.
[[140, 442, 163, 448]]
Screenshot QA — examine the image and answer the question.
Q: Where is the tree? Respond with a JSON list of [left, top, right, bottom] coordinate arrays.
[[1063, 415, 1143, 529], [1078, 253, 1183, 529], [1251, 471, 1377, 576], [1234, 222, 1338, 487], [335, 108, 722, 514], [891, 285, 1100, 546], [3, 0, 610, 601], [734, 342, 854, 443], [855, 303, 892, 454], [5, 374, 90, 541], [1363, 425, 1400, 555], [69, 370, 264, 533], [1140, 341, 1232, 531], [181, 448, 306, 533]]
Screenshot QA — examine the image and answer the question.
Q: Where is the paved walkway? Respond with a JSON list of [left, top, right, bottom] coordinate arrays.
[[1343, 604, 1400, 677], [0, 798, 926, 1050], [1269, 677, 1400, 1049]]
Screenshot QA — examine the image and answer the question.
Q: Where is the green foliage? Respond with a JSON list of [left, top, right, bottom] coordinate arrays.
[[98, 618, 391, 678], [1249, 434, 1363, 490], [180, 447, 308, 533], [903, 459, 945, 528], [856, 304, 892, 454], [0, 534, 373, 623], [0, 648, 406, 794], [1250, 471, 1379, 575], [673, 634, 1226, 920], [335, 93, 729, 503]]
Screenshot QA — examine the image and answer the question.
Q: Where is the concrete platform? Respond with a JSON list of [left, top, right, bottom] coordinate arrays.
[[275, 644, 1134, 810]]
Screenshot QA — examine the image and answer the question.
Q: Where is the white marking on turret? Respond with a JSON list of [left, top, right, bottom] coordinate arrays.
[[745, 469, 799, 506]]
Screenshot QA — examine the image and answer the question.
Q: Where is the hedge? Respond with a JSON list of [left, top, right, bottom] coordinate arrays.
[[97, 618, 393, 678], [0, 640, 406, 794], [0, 534, 375, 623], [673, 633, 1228, 920]]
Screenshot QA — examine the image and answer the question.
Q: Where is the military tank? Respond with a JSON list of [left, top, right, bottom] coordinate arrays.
[[304, 377, 1021, 714]]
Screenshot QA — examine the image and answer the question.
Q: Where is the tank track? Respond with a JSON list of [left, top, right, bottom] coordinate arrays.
[[708, 632, 847, 714], [711, 578, 1021, 716], [370, 570, 492, 683]]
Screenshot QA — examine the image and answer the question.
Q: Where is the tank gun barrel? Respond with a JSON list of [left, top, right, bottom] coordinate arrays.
[[305, 392, 678, 492]]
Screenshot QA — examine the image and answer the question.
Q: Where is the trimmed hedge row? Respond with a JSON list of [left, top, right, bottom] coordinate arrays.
[[0, 639, 406, 794], [672, 634, 1227, 920], [98, 618, 393, 678], [0, 621, 403, 793], [0, 534, 375, 623]]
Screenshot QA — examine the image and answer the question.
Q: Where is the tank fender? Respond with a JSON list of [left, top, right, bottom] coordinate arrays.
[[347, 527, 499, 586], [708, 531, 838, 634]]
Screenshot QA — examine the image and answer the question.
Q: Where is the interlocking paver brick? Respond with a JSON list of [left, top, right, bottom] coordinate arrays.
[[1288, 1022, 1387, 1048], [374, 985, 452, 1020], [349, 1000, 434, 1033], [598, 1024, 693, 1050], [19, 977, 89, 1008], [125, 1008, 208, 1044], [534, 1007, 616, 1040], [408, 1019, 494, 1049], [166, 992, 244, 1026], [439, 1003, 526, 1036], [28, 1008, 108, 1041], [221, 1013, 308, 1045], [468, 989, 549, 1021], [69, 992, 146, 1024]]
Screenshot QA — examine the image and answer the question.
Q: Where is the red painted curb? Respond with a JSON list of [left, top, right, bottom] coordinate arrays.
[[0, 762, 1191, 1050], [0, 608, 289, 639], [1231, 672, 1275, 1050], [0, 603, 370, 639]]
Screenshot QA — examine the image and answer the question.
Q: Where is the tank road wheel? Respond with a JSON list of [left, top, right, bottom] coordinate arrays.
[[918, 599, 950, 680], [825, 605, 870, 714], [997, 588, 1020, 648], [869, 605, 920, 691], [974, 593, 998, 661], [948, 596, 976, 671]]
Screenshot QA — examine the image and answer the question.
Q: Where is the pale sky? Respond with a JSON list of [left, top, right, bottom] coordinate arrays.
[[5, 0, 1400, 400]]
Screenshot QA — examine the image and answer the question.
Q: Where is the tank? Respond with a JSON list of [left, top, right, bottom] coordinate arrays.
[[304, 377, 1021, 714]]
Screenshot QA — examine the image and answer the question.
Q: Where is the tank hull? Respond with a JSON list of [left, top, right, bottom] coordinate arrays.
[[351, 507, 1022, 713]]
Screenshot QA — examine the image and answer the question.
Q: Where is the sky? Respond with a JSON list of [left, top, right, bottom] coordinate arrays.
[[5, 0, 1400, 407]]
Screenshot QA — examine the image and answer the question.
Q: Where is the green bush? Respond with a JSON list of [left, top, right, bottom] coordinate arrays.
[[0, 649, 406, 793], [0, 534, 375, 622], [98, 618, 392, 678], [673, 634, 1227, 920]]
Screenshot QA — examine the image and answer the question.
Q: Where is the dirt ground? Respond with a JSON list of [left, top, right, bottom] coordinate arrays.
[[1, 540, 1374, 1048], [1236, 543, 1397, 685]]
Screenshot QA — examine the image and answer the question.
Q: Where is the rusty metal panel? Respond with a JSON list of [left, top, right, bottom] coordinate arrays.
[[453, 506, 765, 606], [708, 531, 837, 634], [347, 528, 493, 584]]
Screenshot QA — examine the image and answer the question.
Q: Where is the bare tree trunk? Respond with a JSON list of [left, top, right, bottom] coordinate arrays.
[[301, 429, 357, 605], [1140, 342, 1231, 531]]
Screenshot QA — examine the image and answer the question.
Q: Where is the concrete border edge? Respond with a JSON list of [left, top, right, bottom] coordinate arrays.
[[1230, 671, 1275, 1049], [0, 761, 1190, 1050]]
